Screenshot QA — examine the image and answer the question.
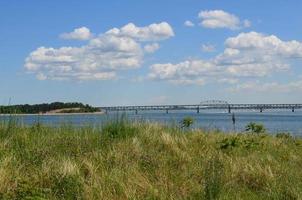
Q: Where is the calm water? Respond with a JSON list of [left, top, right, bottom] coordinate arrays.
[[1, 111, 302, 135]]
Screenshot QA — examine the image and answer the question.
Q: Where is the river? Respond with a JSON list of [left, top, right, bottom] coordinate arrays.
[[1, 111, 302, 135]]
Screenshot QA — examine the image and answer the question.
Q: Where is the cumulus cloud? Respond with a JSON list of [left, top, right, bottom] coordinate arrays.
[[148, 60, 218, 85], [144, 43, 160, 53], [184, 20, 195, 27], [148, 32, 302, 85], [106, 22, 174, 41], [60, 27, 93, 40], [198, 10, 250, 30], [201, 44, 216, 52], [215, 32, 302, 77], [25, 22, 174, 81], [224, 32, 302, 57]]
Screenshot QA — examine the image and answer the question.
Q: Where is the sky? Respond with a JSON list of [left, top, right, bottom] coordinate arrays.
[[1, 0, 302, 106]]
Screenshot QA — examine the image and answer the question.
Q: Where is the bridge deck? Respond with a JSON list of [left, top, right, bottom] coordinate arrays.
[[99, 104, 302, 113]]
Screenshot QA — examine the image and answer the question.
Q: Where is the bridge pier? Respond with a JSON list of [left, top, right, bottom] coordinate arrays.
[[135, 109, 138, 115], [292, 107, 295, 112], [228, 105, 231, 113], [166, 109, 169, 114], [260, 108, 263, 113], [197, 106, 200, 114]]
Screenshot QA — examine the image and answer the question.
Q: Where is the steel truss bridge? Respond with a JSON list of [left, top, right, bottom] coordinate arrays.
[[99, 103, 302, 114]]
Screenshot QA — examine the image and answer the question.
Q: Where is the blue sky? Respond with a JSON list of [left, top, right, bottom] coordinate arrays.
[[1, 0, 302, 106]]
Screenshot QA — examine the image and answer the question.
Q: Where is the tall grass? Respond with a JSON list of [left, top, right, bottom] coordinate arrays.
[[0, 118, 301, 199]]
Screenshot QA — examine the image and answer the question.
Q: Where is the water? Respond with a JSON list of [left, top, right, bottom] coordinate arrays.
[[1, 111, 302, 135]]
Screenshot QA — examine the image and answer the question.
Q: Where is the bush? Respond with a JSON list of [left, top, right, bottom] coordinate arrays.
[[180, 117, 194, 129], [218, 135, 260, 150], [219, 137, 240, 150], [245, 122, 266, 134]]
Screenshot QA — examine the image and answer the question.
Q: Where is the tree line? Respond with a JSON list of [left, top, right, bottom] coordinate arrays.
[[0, 102, 99, 114]]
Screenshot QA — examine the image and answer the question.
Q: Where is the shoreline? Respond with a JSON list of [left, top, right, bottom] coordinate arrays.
[[0, 112, 105, 116]]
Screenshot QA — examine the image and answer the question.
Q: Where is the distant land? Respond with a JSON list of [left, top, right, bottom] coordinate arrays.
[[0, 102, 100, 114]]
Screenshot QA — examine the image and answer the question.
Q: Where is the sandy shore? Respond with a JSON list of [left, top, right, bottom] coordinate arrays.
[[0, 112, 105, 116]]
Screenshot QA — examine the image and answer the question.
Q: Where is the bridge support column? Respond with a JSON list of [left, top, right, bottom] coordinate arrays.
[[135, 109, 138, 115], [228, 105, 231, 113], [166, 109, 169, 114], [197, 107, 200, 114], [260, 108, 263, 113], [292, 107, 295, 112]]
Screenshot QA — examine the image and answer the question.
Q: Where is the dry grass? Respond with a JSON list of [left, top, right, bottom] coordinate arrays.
[[0, 119, 301, 199]]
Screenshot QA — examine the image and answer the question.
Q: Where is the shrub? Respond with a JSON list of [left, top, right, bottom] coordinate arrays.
[[245, 122, 266, 134], [180, 117, 194, 129], [218, 136, 260, 150], [219, 137, 240, 150]]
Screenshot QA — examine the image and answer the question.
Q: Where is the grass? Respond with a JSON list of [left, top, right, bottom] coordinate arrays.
[[0, 118, 301, 199]]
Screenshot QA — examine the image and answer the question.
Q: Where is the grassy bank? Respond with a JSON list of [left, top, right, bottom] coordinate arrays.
[[0, 119, 301, 199]]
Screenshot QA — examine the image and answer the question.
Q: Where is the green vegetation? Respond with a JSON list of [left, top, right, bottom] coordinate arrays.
[[0, 102, 99, 114], [0, 119, 301, 199], [180, 116, 194, 129], [245, 122, 266, 134]]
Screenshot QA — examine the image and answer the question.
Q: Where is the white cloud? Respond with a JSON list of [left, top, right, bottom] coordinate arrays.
[[74, 72, 117, 81], [25, 22, 174, 81], [106, 22, 174, 41], [201, 44, 216, 52], [225, 32, 302, 57], [184, 20, 195, 27], [144, 43, 160, 53], [60, 27, 92, 40], [225, 63, 289, 77], [229, 80, 302, 93], [214, 32, 302, 77], [198, 10, 250, 30], [148, 32, 302, 85], [148, 60, 219, 85]]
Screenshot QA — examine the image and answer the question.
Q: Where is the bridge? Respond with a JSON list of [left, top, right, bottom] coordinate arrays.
[[99, 102, 302, 114]]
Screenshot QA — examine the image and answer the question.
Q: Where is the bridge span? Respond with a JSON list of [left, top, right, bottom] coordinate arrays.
[[99, 103, 302, 114]]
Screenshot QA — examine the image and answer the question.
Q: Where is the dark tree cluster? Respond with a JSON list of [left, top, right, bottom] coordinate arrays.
[[0, 102, 99, 114]]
